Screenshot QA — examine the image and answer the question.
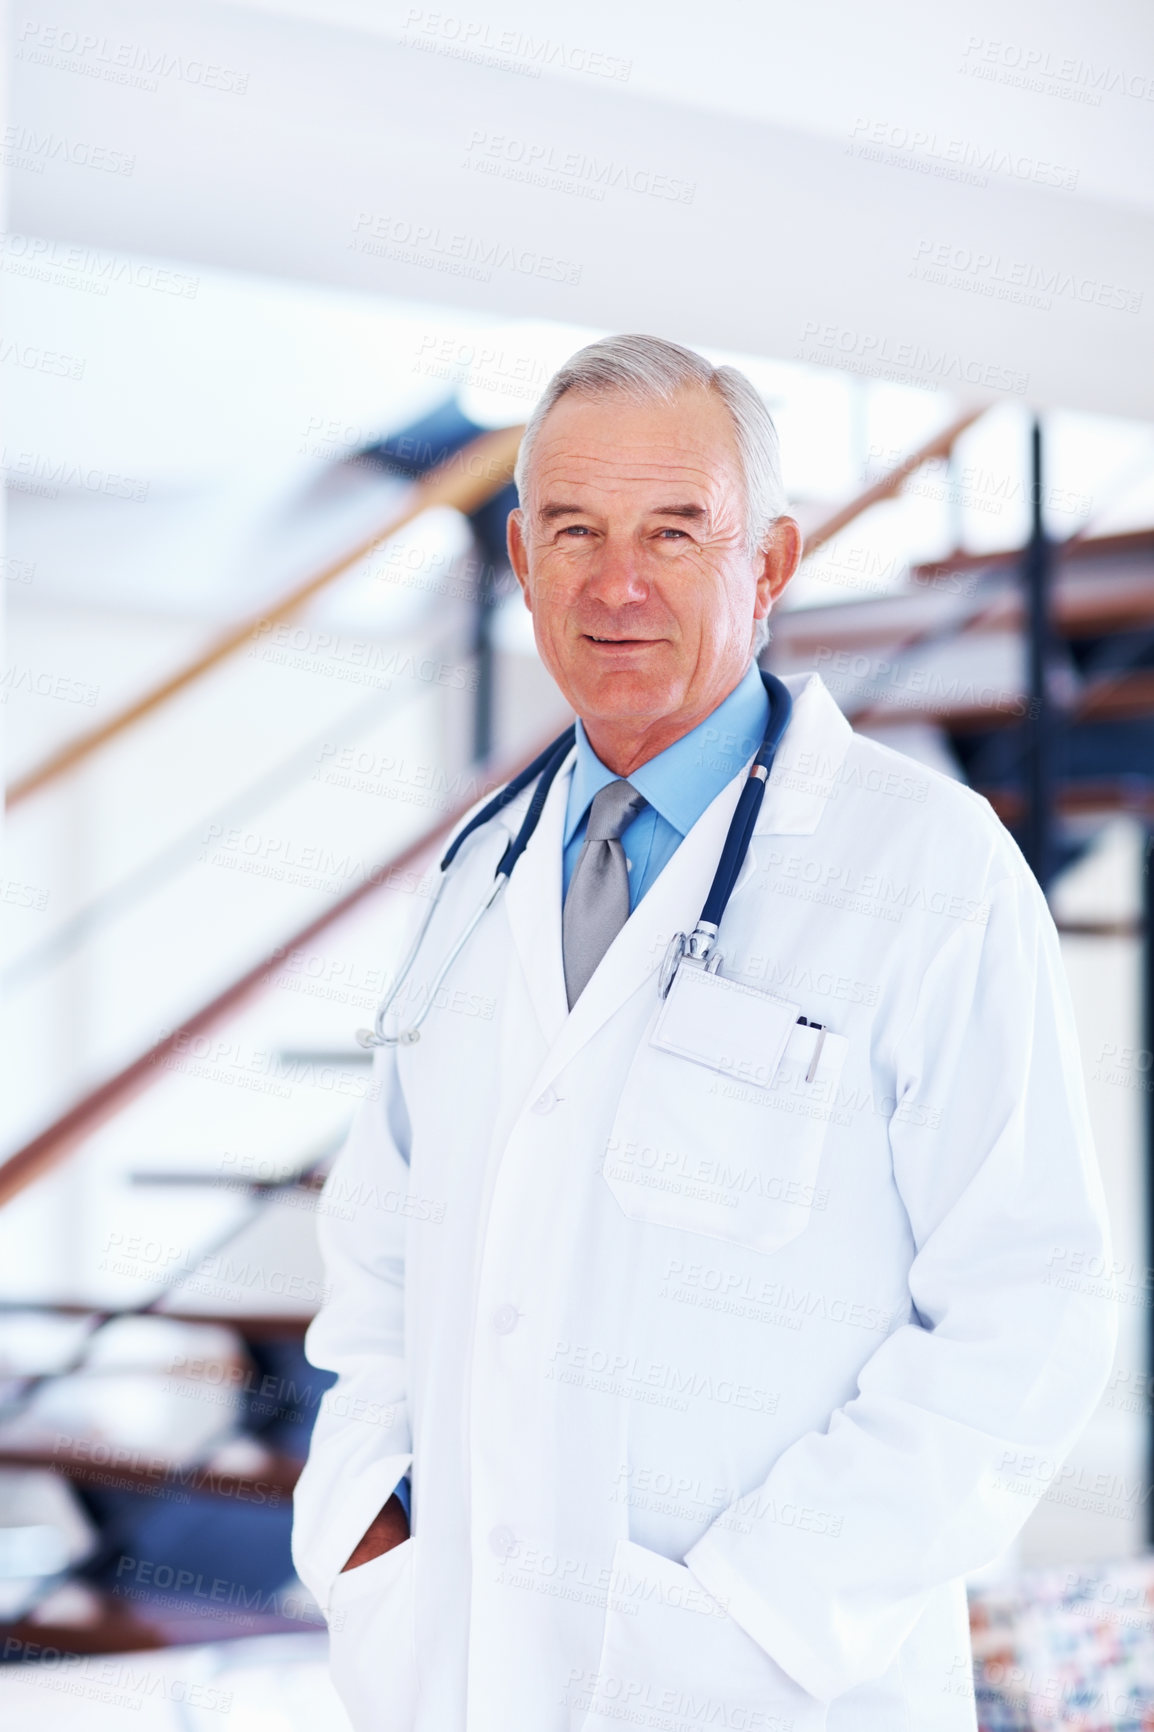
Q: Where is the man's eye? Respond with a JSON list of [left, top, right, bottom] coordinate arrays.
[[657, 527, 688, 539], [560, 525, 591, 537]]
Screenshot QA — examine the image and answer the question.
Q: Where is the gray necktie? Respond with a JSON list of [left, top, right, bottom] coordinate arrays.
[[563, 779, 647, 1008]]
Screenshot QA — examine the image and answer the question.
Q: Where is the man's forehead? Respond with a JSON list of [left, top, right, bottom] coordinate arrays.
[[528, 387, 741, 501]]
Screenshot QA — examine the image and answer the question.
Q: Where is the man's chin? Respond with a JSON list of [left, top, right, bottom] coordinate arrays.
[[565, 661, 681, 721]]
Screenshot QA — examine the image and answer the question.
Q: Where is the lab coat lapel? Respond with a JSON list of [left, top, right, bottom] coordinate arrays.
[[530, 770, 750, 1090], [757, 672, 853, 834], [503, 672, 851, 1080], [501, 745, 575, 1053], [728, 671, 854, 900]]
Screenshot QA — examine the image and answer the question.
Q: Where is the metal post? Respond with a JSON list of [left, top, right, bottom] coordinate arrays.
[[1144, 835, 1154, 1542], [471, 553, 497, 765], [1023, 419, 1054, 893]]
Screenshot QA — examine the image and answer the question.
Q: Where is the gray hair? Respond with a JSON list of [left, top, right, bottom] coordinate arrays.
[[512, 333, 788, 655]]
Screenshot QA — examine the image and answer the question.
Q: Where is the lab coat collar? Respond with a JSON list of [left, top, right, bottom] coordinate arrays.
[[753, 671, 853, 838], [497, 670, 851, 1083], [725, 670, 853, 905]]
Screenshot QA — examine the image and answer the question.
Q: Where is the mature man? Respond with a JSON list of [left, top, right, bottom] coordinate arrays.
[[293, 335, 1115, 1731]]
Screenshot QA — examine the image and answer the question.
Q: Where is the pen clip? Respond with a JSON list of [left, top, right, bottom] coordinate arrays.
[[804, 1026, 827, 1085]]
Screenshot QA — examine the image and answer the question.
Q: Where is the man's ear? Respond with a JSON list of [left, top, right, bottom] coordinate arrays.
[[507, 509, 532, 606], [756, 516, 803, 615]]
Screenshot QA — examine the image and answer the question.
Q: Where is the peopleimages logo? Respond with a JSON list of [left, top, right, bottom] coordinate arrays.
[[463, 129, 695, 203], [0, 235, 199, 299], [959, 36, 1154, 104], [911, 240, 1143, 315], [1, 447, 149, 501], [15, 21, 249, 94], [401, 10, 632, 82], [1, 125, 136, 176], [848, 117, 1079, 189], [794, 322, 1028, 395], [350, 212, 582, 286]]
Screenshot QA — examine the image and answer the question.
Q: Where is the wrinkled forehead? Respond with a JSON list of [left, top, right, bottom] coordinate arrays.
[[523, 384, 744, 514]]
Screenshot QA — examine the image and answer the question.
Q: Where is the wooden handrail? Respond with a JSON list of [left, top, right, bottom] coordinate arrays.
[[5, 424, 524, 808], [0, 1299, 314, 1338], [802, 406, 986, 558], [915, 524, 1154, 581], [0, 717, 569, 1209], [776, 540, 1154, 657], [0, 405, 990, 1206], [6, 408, 982, 809], [0, 1443, 302, 1501]]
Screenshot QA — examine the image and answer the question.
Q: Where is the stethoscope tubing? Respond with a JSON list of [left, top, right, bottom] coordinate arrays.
[[358, 672, 792, 1048]]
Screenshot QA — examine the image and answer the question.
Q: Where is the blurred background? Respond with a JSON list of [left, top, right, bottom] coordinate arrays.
[[1, 0, 1153, 1725]]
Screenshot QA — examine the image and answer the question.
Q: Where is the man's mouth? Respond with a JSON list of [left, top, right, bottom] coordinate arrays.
[[584, 634, 656, 644]]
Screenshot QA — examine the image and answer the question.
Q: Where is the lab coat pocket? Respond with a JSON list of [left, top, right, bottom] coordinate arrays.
[[572, 1540, 826, 1731], [327, 1536, 418, 1732], [604, 967, 848, 1254]]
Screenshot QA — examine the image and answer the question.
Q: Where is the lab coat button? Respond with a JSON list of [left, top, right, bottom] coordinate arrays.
[[488, 1525, 516, 1559], [492, 1304, 519, 1334], [532, 1088, 559, 1114]]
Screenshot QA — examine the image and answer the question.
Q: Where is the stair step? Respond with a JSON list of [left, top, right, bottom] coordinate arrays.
[[0, 1445, 301, 1504]]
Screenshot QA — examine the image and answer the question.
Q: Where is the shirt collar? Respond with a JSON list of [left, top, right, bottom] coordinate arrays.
[[563, 662, 769, 845]]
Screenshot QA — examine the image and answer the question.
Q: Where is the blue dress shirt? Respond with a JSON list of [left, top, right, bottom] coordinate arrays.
[[562, 662, 770, 910]]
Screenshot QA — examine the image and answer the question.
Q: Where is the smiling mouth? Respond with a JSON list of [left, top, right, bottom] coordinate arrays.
[[584, 634, 658, 644]]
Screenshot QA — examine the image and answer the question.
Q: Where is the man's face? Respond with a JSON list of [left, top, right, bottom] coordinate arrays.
[[507, 386, 799, 757]]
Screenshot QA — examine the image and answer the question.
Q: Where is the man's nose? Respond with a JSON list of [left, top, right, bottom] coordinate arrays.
[[583, 537, 649, 607]]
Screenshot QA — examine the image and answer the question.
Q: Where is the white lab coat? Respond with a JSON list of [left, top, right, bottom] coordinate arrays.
[[293, 670, 1116, 1732]]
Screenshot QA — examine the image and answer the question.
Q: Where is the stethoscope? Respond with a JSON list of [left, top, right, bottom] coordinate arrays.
[[356, 670, 793, 1048]]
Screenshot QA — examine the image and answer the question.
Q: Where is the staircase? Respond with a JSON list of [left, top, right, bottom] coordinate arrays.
[[1, 398, 1150, 1671]]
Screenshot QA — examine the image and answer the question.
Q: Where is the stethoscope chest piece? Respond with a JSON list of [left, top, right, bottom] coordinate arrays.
[[659, 922, 723, 999]]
